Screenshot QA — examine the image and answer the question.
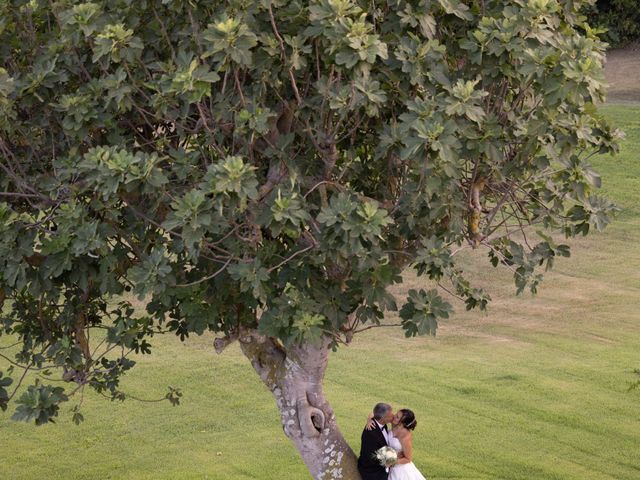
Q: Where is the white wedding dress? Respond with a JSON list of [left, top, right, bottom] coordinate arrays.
[[388, 435, 427, 480]]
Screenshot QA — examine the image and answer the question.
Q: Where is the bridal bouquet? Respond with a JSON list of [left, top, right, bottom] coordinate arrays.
[[374, 446, 398, 467]]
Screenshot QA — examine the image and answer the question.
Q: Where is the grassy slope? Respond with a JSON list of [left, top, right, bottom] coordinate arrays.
[[1, 105, 639, 480]]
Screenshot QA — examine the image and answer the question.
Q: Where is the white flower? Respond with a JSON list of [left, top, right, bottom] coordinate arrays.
[[373, 446, 398, 467]]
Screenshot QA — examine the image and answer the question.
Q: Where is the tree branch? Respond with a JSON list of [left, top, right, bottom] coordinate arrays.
[[267, 245, 315, 273], [174, 256, 232, 287], [352, 323, 402, 334], [213, 331, 239, 354]]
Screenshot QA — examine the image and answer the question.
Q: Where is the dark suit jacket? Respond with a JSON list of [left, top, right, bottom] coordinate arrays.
[[357, 423, 388, 480]]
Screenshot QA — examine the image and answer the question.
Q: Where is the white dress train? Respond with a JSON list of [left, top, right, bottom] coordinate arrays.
[[388, 436, 427, 480]]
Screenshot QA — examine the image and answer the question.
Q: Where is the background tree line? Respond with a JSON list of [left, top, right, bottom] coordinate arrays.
[[587, 0, 640, 47]]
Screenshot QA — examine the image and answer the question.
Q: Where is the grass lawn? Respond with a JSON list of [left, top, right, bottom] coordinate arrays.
[[1, 104, 639, 480]]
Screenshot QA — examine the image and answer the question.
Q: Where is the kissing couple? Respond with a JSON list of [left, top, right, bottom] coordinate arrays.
[[357, 402, 427, 480]]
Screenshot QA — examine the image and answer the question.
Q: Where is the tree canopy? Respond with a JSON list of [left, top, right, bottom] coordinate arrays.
[[0, 0, 621, 477]]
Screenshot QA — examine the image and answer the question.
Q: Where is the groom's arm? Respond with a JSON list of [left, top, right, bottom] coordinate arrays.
[[359, 428, 381, 468]]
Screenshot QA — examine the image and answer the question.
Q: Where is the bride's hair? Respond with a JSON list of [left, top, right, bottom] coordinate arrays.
[[399, 409, 417, 431]]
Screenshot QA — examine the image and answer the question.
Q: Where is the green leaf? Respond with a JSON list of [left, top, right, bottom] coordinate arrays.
[[128, 247, 174, 298], [437, 0, 474, 21], [202, 156, 258, 202], [400, 289, 452, 337], [12, 383, 69, 426], [92, 23, 143, 64], [202, 15, 258, 66], [228, 260, 270, 302], [0, 371, 13, 412]]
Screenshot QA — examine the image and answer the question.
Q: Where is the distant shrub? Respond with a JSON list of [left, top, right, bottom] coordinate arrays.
[[587, 0, 640, 47]]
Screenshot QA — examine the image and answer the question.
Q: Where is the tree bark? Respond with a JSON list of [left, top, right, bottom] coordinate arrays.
[[238, 332, 361, 480]]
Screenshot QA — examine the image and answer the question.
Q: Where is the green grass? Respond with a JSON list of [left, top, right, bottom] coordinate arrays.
[[2, 105, 639, 480]]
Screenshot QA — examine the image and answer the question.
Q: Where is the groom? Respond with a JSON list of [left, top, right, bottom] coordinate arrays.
[[357, 402, 394, 480]]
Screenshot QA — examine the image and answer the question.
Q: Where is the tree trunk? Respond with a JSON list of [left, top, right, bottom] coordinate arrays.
[[238, 332, 361, 480]]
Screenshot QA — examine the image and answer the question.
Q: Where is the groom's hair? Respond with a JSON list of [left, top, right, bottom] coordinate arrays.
[[373, 403, 391, 421]]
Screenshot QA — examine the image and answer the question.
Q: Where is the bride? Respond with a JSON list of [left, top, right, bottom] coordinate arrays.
[[366, 408, 427, 480]]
